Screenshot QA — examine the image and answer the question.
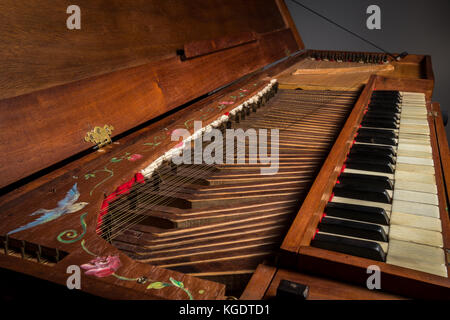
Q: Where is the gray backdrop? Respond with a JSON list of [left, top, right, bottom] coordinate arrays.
[[286, 0, 450, 143]]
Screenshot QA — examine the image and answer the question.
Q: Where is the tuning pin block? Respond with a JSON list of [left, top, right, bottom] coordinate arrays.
[[140, 80, 278, 178]]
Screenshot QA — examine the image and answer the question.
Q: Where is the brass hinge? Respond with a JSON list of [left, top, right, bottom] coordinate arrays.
[[84, 125, 114, 148]]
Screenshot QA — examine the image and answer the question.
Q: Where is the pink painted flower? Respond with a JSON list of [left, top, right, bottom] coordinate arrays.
[[128, 154, 143, 161], [219, 101, 234, 105], [81, 255, 121, 278]]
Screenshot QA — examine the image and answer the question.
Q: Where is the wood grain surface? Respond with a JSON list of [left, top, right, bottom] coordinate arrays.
[[0, 0, 301, 189]]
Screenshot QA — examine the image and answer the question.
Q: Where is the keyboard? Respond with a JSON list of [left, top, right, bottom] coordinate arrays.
[[311, 90, 448, 278]]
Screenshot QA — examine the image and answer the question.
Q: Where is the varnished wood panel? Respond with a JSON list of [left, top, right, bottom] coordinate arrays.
[[241, 264, 405, 300], [0, 27, 299, 189], [432, 103, 450, 205], [296, 247, 450, 299], [277, 51, 433, 92], [0, 0, 290, 101], [240, 264, 276, 300], [429, 102, 450, 265]]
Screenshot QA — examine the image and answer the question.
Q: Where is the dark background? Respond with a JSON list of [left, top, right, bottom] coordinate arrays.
[[285, 0, 450, 143]]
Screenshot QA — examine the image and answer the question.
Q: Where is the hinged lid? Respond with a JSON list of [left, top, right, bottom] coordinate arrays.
[[0, 0, 304, 189]]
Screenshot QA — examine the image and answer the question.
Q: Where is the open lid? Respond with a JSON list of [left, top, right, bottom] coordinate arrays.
[[0, 0, 304, 189]]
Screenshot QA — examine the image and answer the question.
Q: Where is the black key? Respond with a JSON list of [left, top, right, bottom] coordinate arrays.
[[365, 109, 400, 118], [367, 108, 401, 116], [333, 183, 391, 203], [364, 113, 399, 122], [368, 104, 400, 113], [325, 202, 390, 225], [347, 154, 394, 167], [372, 90, 399, 94], [371, 91, 400, 98], [311, 233, 387, 262], [371, 92, 399, 97], [371, 93, 400, 100], [351, 144, 395, 156], [338, 172, 393, 190], [369, 99, 399, 105], [370, 94, 400, 100], [356, 130, 397, 141], [349, 151, 395, 164], [319, 217, 388, 242], [346, 159, 394, 174], [361, 119, 398, 129], [356, 135, 397, 146], [350, 143, 395, 157], [370, 95, 399, 101], [358, 128, 397, 139], [370, 101, 399, 106]]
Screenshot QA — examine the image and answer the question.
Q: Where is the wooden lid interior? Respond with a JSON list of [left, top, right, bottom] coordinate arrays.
[[0, 0, 304, 189]]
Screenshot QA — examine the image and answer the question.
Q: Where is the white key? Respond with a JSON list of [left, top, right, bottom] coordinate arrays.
[[399, 126, 430, 136], [400, 110, 427, 116], [400, 118, 428, 125], [400, 113, 428, 119], [397, 143, 432, 153], [392, 200, 440, 219], [393, 189, 438, 205], [394, 180, 437, 194], [395, 163, 435, 174], [401, 101, 427, 110], [401, 108, 427, 112], [396, 156, 434, 166], [386, 240, 447, 277], [398, 138, 430, 146], [390, 211, 442, 232], [396, 149, 432, 159], [400, 91, 425, 95], [395, 170, 436, 184], [389, 225, 443, 247], [398, 132, 430, 140]]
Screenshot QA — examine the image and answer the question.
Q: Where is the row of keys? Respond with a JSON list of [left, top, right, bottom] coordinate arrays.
[[311, 90, 447, 277]]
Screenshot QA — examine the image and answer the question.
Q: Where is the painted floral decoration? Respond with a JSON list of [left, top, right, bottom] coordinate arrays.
[[81, 255, 121, 278], [111, 153, 143, 163], [128, 154, 143, 161]]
